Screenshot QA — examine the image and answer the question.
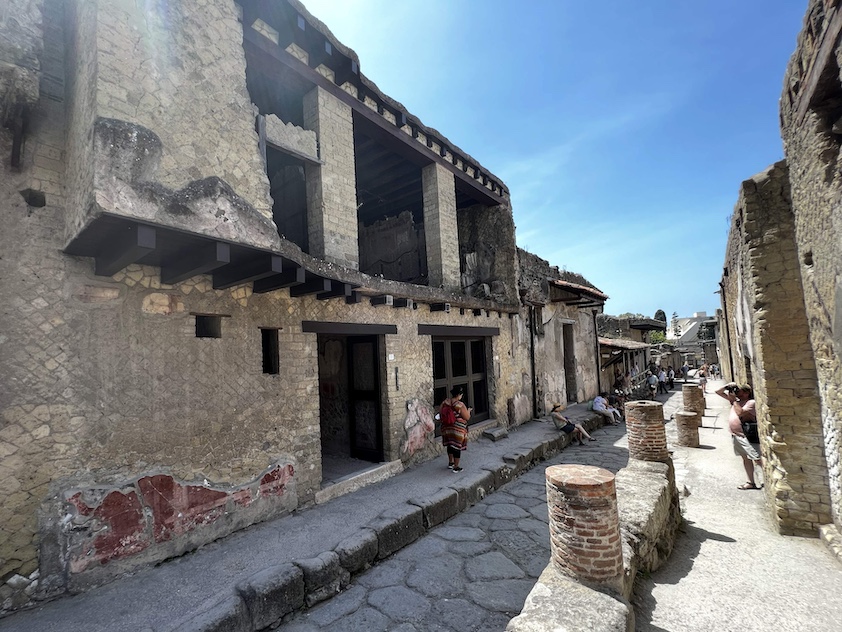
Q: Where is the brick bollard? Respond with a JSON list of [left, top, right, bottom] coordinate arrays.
[[682, 384, 705, 427], [545, 464, 623, 592], [625, 400, 669, 462], [674, 410, 700, 447]]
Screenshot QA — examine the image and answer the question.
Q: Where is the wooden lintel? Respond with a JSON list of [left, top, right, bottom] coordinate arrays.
[[252, 266, 306, 294], [212, 254, 283, 289], [161, 242, 230, 285], [317, 282, 353, 300], [289, 277, 331, 297], [370, 294, 393, 306], [95, 224, 156, 276]]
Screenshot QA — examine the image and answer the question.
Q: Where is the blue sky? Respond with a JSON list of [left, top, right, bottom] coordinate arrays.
[[302, 0, 807, 318]]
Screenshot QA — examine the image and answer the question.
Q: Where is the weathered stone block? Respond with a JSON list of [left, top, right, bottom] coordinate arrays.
[[447, 469, 495, 508], [334, 528, 378, 574], [369, 503, 425, 560], [235, 563, 304, 630], [294, 551, 348, 608], [408, 487, 460, 528]]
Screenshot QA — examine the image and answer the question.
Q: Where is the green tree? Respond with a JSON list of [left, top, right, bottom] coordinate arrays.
[[654, 309, 667, 322], [671, 312, 681, 338], [650, 331, 666, 344]]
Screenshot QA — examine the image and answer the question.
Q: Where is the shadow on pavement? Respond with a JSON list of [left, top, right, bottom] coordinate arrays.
[[632, 519, 736, 629]]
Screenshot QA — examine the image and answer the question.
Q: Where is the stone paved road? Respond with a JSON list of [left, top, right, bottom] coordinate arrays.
[[278, 420, 636, 632]]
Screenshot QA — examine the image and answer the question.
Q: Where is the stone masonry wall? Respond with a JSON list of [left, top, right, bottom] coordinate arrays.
[[303, 86, 359, 269], [734, 163, 830, 536], [459, 203, 519, 303], [780, 0, 842, 530], [0, 0, 42, 126], [422, 162, 459, 291], [92, 0, 271, 216]]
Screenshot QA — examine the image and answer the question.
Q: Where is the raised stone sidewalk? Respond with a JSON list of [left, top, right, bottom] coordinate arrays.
[[0, 393, 682, 632]]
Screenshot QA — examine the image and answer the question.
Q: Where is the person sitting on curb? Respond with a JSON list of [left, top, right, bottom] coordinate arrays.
[[715, 382, 763, 490], [593, 392, 622, 425], [550, 404, 596, 445]]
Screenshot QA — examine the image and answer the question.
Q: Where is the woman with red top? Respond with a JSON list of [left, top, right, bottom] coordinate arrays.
[[440, 386, 471, 472]]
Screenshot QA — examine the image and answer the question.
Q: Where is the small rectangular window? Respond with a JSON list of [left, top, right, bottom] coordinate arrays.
[[195, 315, 222, 338], [261, 328, 280, 374]]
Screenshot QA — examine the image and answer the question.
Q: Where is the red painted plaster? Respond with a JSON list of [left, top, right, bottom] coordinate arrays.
[[137, 475, 229, 542], [68, 489, 149, 573]]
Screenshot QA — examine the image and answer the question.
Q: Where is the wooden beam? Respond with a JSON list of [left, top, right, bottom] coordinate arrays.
[[393, 298, 413, 309], [289, 277, 331, 296], [370, 294, 393, 306], [345, 291, 363, 304], [317, 282, 353, 300], [417, 324, 500, 337], [429, 303, 450, 313], [161, 242, 231, 285], [302, 321, 397, 335], [95, 224, 156, 276], [252, 265, 306, 293], [212, 254, 283, 289]]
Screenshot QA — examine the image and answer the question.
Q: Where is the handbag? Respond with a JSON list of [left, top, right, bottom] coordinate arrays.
[[741, 421, 759, 444]]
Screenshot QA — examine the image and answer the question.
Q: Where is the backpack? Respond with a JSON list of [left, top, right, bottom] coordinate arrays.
[[439, 402, 457, 427]]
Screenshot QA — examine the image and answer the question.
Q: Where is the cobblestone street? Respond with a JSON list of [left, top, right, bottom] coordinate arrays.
[[279, 421, 633, 632]]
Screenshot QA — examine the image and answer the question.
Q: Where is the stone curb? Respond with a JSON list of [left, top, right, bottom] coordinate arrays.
[[152, 412, 610, 632]]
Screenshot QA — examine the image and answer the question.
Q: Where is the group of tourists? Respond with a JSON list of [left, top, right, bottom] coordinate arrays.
[[438, 362, 760, 492]]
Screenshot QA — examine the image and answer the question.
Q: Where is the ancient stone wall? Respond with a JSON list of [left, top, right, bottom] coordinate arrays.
[[0, 0, 42, 126], [459, 203, 519, 303], [723, 162, 831, 536], [358, 211, 427, 284], [780, 0, 842, 531], [94, 0, 270, 214]]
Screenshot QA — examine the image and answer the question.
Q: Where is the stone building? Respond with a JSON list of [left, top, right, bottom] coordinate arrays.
[[719, 0, 841, 544], [0, 0, 607, 612]]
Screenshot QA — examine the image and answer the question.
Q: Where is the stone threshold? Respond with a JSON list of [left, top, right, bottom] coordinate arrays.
[[314, 459, 404, 505]]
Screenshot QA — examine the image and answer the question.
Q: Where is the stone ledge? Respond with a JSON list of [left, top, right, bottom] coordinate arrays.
[[507, 457, 680, 632], [819, 523, 842, 565]]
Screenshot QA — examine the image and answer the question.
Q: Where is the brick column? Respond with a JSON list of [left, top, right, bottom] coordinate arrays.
[[682, 384, 705, 427], [675, 411, 700, 448], [626, 401, 669, 462], [303, 86, 359, 269], [422, 162, 460, 290], [545, 464, 623, 592]]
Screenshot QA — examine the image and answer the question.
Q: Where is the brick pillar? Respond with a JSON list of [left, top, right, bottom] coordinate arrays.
[[675, 411, 700, 448], [682, 384, 705, 427], [303, 86, 359, 269], [626, 401, 669, 462], [545, 464, 623, 592], [422, 162, 460, 290]]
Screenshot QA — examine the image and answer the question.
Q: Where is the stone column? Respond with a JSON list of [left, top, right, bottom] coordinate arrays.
[[626, 401, 669, 462], [422, 162, 460, 290], [682, 384, 705, 427], [303, 86, 359, 269], [545, 464, 623, 592], [675, 411, 700, 447]]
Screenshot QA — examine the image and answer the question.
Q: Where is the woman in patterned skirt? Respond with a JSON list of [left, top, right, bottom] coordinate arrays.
[[440, 386, 471, 472]]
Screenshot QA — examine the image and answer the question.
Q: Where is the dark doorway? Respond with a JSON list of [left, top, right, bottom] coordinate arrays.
[[432, 337, 489, 423], [348, 336, 384, 461], [563, 324, 577, 402]]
